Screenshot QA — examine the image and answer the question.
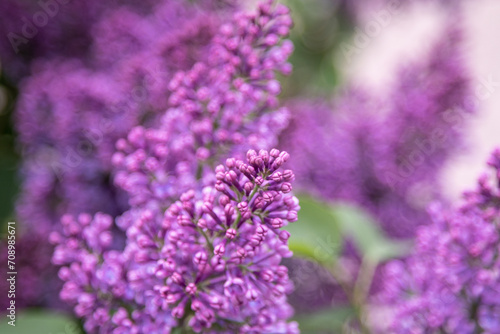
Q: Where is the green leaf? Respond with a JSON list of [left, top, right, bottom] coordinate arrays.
[[0, 309, 82, 334], [285, 194, 341, 263], [287, 195, 411, 264], [331, 202, 412, 262], [293, 306, 354, 332]]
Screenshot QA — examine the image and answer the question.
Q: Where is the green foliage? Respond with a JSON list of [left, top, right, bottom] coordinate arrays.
[[0, 310, 82, 334], [288, 194, 411, 265], [288, 195, 411, 333], [279, 0, 355, 97], [293, 306, 355, 332], [332, 202, 412, 263], [285, 195, 341, 264]]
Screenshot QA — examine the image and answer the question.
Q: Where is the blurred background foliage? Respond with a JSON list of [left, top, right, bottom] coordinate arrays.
[[280, 0, 353, 96]]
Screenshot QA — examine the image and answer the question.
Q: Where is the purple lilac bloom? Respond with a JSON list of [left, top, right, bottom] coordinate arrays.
[[113, 0, 293, 208], [280, 23, 472, 239], [37, 1, 297, 331], [49, 1, 298, 328], [53, 149, 300, 333], [51, 212, 176, 333], [379, 149, 500, 334]]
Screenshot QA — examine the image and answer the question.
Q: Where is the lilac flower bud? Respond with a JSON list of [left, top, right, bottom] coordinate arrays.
[[202, 202, 213, 214], [214, 244, 226, 256], [237, 201, 248, 212], [186, 283, 197, 296], [250, 235, 264, 247], [172, 305, 185, 319], [209, 295, 223, 310], [267, 80, 281, 95], [271, 172, 283, 182], [246, 149, 257, 161], [237, 248, 247, 259], [246, 289, 259, 301], [194, 251, 208, 266], [177, 215, 192, 227], [171, 272, 184, 285], [197, 218, 207, 229], [219, 195, 231, 206], [282, 169, 294, 181], [256, 224, 268, 236], [261, 269, 274, 282], [271, 218, 284, 229], [281, 182, 292, 193], [270, 148, 280, 158], [286, 211, 298, 222], [263, 192, 274, 202], [279, 230, 291, 243], [254, 196, 266, 209], [137, 235, 155, 249], [243, 182, 254, 194], [255, 176, 265, 185], [226, 228, 237, 239], [215, 181, 226, 192]]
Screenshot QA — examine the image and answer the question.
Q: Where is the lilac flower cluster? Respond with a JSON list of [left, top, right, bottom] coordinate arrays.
[[14, 0, 301, 331], [380, 149, 500, 333], [280, 23, 472, 239], [0, 0, 157, 82], [7, 0, 295, 314], [113, 1, 293, 207], [51, 212, 176, 333], [53, 149, 300, 333]]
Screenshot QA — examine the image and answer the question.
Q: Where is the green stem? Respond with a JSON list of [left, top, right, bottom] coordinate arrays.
[[198, 228, 213, 253], [328, 257, 374, 334]]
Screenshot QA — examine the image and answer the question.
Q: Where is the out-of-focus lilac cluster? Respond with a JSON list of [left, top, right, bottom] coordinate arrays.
[[380, 149, 500, 333], [280, 24, 472, 239], [0, 0, 157, 82], [52, 148, 300, 333], [0, 233, 55, 310]]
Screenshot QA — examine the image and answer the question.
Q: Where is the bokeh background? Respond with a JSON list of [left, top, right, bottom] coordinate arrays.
[[1, 0, 500, 332]]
